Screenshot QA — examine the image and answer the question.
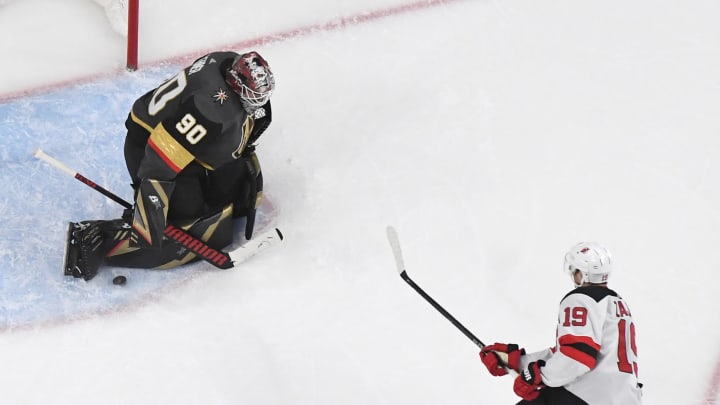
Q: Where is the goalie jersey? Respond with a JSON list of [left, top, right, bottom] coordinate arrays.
[[126, 51, 272, 247], [520, 286, 643, 405]]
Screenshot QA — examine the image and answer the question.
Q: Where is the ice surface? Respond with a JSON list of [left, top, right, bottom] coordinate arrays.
[[1, 0, 719, 404]]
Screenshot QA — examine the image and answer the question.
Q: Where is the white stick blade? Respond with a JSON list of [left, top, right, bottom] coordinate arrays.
[[228, 227, 284, 265], [386, 226, 406, 274], [33, 148, 77, 177]]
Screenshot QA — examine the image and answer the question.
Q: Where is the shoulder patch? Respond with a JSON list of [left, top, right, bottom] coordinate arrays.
[[213, 88, 229, 104], [188, 55, 209, 75], [562, 286, 618, 303]]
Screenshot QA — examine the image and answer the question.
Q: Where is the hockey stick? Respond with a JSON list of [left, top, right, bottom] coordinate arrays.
[[386, 226, 487, 347], [386, 226, 518, 374], [34, 149, 133, 209], [34, 148, 283, 269]]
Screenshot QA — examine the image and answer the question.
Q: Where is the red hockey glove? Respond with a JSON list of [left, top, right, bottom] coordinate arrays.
[[479, 343, 525, 376], [513, 360, 545, 401]]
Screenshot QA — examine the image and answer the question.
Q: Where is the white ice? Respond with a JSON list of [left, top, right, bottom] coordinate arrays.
[[1, 0, 719, 404]]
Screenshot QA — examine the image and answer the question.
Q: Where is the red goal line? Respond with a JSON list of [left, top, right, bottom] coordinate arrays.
[[0, 0, 462, 102]]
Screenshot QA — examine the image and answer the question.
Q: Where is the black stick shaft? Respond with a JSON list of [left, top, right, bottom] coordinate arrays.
[[73, 173, 133, 209], [399, 270, 486, 348], [387, 226, 513, 373]]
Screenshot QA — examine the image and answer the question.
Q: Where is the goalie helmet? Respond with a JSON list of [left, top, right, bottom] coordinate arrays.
[[226, 51, 275, 113], [563, 242, 612, 287]]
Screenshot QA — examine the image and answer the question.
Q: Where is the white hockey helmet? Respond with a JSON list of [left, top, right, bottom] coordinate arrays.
[[563, 242, 612, 287]]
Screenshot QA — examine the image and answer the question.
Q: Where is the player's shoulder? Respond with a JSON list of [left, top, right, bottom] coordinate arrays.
[[561, 286, 619, 304], [186, 51, 238, 75], [181, 53, 245, 124], [184, 53, 230, 90]]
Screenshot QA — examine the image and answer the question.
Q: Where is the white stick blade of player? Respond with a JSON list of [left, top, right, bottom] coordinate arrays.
[[386, 226, 406, 274]]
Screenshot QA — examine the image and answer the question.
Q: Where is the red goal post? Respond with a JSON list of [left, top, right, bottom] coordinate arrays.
[[126, 0, 139, 70]]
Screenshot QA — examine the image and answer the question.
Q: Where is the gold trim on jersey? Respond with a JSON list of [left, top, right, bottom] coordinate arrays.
[[130, 111, 154, 133], [131, 111, 195, 172], [231, 115, 255, 159], [148, 123, 195, 172], [195, 158, 214, 170]]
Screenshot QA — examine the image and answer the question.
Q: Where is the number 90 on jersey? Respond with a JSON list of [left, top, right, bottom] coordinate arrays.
[[176, 113, 207, 144]]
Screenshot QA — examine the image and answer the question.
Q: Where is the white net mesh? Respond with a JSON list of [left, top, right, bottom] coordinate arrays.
[[92, 0, 128, 37]]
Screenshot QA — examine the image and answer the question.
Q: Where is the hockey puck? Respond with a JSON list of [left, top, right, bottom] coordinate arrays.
[[112, 275, 127, 286]]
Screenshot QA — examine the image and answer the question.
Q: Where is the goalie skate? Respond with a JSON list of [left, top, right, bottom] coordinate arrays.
[[62, 221, 106, 281]]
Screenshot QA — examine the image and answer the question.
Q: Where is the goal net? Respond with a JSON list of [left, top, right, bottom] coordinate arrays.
[[92, 0, 128, 37]]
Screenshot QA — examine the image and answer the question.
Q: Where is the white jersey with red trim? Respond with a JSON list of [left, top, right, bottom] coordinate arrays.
[[521, 286, 643, 404]]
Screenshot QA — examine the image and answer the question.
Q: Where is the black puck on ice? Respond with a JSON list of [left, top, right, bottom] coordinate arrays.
[[112, 275, 127, 286]]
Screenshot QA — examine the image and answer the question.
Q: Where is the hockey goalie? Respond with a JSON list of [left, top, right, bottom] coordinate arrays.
[[64, 50, 276, 280]]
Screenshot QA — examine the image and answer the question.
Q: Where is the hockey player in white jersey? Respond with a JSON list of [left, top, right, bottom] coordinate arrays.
[[479, 242, 643, 404]]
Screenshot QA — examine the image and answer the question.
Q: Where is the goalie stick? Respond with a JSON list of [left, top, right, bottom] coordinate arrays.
[[386, 226, 517, 373], [34, 148, 283, 269]]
